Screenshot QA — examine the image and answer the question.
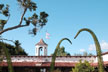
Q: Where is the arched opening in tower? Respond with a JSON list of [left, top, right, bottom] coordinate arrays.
[[39, 47, 44, 56]]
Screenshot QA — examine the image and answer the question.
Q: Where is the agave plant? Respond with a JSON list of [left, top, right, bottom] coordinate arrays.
[[50, 38, 72, 72], [74, 28, 104, 72]]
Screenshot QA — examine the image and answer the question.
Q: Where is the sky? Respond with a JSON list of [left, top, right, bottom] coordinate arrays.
[[0, 0, 108, 56]]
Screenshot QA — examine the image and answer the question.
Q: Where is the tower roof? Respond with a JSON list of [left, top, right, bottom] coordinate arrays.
[[36, 39, 48, 46]]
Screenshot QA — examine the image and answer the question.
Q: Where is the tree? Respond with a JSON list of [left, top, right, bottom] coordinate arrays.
[[74, 28, 104, 72], [50, 38, 72, 72], [0, 0, 48, 35], [0, 0, 48, 72], [74, 52, 94, 56], [0, 41, 27, 55], [0, 40, 27, 72], [51, 46, 71, 56], [88, 53, 94, 56], [0, 41, 13, 72], [74, 53, 82, 56], [71, 60, 94, 72], [83, 52, 88, 56]]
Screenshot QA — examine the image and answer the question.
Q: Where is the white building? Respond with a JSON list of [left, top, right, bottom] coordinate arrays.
[[1, 39, 108, 72]]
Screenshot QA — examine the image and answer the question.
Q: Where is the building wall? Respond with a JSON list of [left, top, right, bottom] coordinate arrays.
[[3, 53, 108, 63], [102, 54, 108, 61], [94, 54, 108, 63], [3, 56, 96, 63]]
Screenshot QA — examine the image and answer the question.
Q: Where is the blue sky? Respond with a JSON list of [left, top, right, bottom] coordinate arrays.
[[0, 0, 108, 56]]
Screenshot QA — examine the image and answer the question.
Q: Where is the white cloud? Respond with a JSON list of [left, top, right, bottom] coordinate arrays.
[[88, 40, 108, 51], [101, 40, 108, 49], [88, 44, 96, 51], [80, 49, 86, 52]]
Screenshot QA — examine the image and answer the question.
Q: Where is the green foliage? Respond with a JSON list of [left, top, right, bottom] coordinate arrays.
[[0, 20, 7, 30], [72, 60, 94, 72], [0, 40, 27, 72], [74, 53, 82, 56], [24, 12, 48, 35], [74, 28, 104, 72], [0, 4, 9, 31], [52, 46, 71, 56], [0, 0, 48, 35], [0, 42, 13, 72], [50, 38, 72, 72], [17, 0, 48, 35], [87, 53, 94, 56], [0, 0, 48, 72], [74, 52, 94, 56], [39, 12, 48, 27], [0, 41, 27, 55], [0, 4, 4, 10], [17, 0, 37, 11], [0, 4, 9, 16]]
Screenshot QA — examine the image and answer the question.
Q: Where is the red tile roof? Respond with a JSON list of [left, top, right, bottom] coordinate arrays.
[[0, 62, 37, 67], [1, 61, 108, 67], [0, 62, 76, 67], [11, 55, 96, 58], [102, 52, 108, 55], [42, 62, 76, 67]]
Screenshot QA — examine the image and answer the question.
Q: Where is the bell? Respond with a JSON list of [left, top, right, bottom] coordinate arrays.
[[41, 48, 42, 51]]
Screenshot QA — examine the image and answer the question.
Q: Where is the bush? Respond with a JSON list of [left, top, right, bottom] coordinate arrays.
[[71, 60, 94, 72]]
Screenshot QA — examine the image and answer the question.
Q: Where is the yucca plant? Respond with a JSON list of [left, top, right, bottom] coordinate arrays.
[[74, 28, 104, 72], [50, 38, 72, 72]]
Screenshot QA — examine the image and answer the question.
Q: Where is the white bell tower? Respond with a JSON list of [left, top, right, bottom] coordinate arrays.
[[35, 39, 48, 56]]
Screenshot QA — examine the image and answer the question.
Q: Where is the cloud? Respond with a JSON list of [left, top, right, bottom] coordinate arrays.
[[88, 40, 108, 51], [88, 44, 96, 51], [101, 40, 108, 49], [80, 49, 86, 52]]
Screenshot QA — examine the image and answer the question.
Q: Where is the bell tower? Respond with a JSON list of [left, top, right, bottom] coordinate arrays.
[[35, 39, 48, 56]]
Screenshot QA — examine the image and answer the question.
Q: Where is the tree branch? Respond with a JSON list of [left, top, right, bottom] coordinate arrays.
[[19, 7, 27, 25], [0, 24, 28, 35], [0, 37, 14, 43], [6, 14, 10, 23], [0, 8, 28, 35]]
